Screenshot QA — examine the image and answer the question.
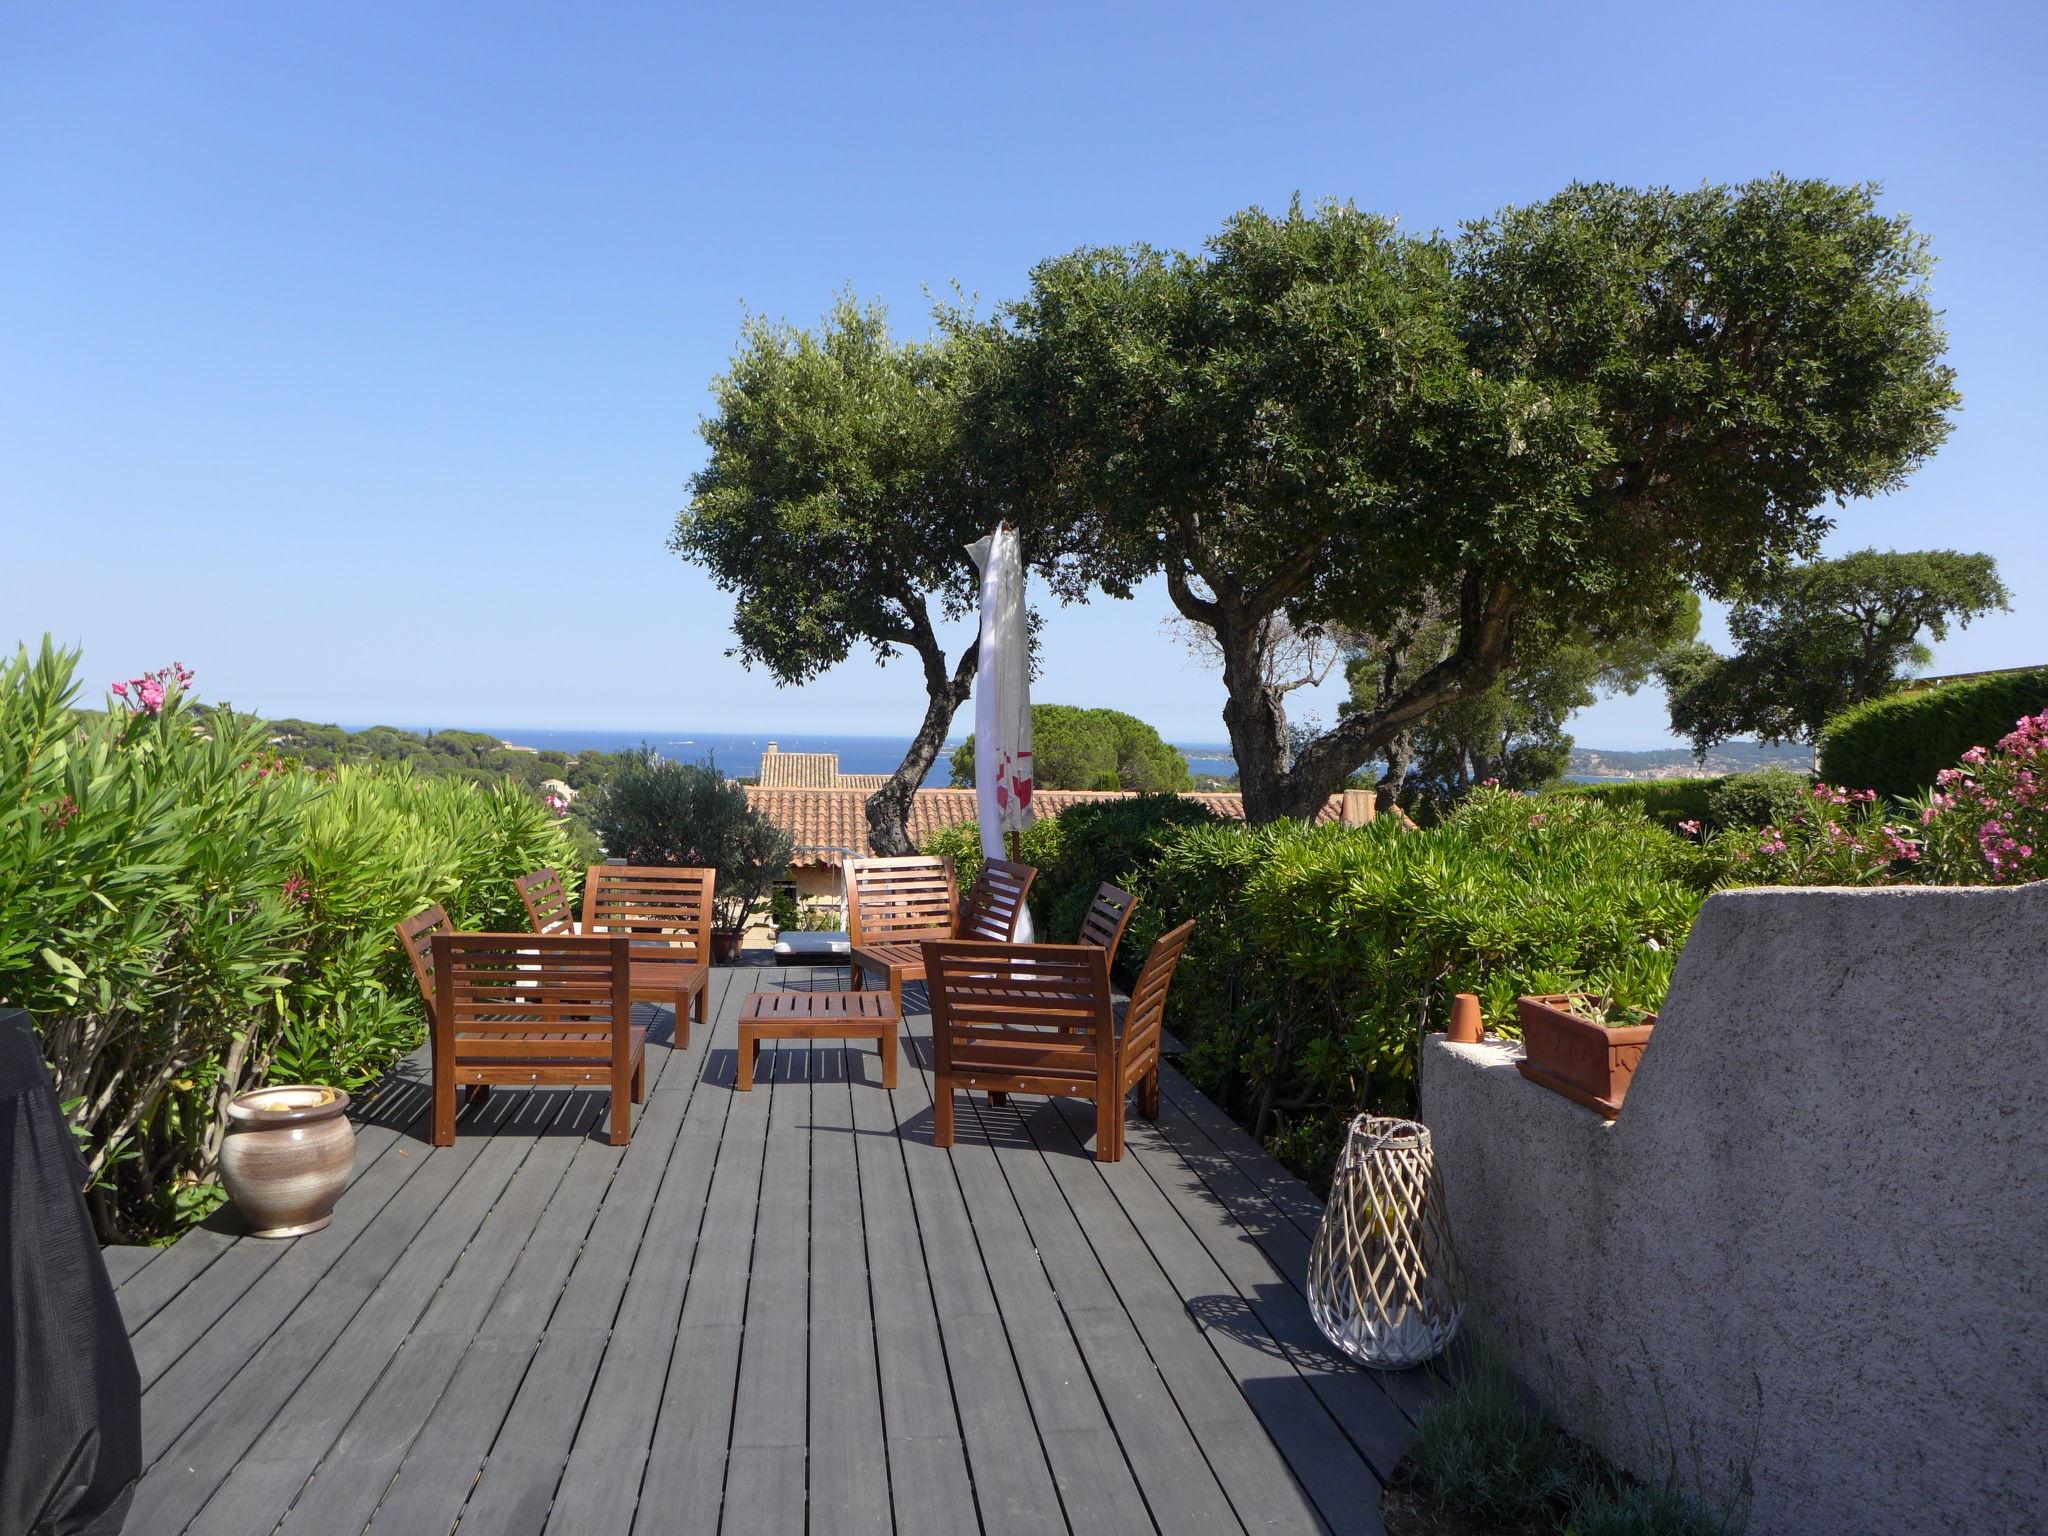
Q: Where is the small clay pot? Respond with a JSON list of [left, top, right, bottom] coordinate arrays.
[[219, 1084, 355, 1238], [1446, 992, 1484, 1045]]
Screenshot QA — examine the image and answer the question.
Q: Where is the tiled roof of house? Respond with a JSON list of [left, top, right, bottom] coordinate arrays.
[[755, 742, 892, 790], [746, 785, 1347, 866]]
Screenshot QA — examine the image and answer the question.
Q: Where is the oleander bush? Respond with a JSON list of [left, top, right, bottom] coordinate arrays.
[[1818, 666, 2048, 799], [1547, 777, 1721, 831], [1701, 766, 1813, 831], [0, 640, 578, 1239]]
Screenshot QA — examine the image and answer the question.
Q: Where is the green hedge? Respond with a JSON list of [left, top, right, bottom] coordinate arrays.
[[1545, 777, 1721, 830], [1819, 668, 2048, 799]]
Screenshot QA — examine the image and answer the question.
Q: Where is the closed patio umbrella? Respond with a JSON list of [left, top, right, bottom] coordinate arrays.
[[968, 525, 1035, 941]]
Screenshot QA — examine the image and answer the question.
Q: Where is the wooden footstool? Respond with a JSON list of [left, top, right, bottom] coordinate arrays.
[[737, 989, 899, 1091]]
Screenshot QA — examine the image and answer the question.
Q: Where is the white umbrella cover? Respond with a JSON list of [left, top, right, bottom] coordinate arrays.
[[968, 526, 1035, 941]]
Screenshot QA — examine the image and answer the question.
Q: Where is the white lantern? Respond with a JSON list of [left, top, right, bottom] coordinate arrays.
[[1307, 1115, 1464, 1369]]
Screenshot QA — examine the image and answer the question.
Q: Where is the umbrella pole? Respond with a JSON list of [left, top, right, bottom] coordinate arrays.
[[1006, 829, 1022, 862]]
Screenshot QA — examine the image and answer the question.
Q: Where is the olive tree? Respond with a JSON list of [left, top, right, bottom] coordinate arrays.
[[1657, 548, 2008, 753], [675, 297, 1068, 854], [990, 181, 1960, 822]]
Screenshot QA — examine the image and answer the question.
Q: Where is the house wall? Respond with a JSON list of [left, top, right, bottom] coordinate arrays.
[[1418, 883, 2048, 1536], [742, 864, 845, 949]]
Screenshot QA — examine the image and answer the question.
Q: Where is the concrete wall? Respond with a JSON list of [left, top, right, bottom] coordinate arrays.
[[1419, 883, 2048, 1536]]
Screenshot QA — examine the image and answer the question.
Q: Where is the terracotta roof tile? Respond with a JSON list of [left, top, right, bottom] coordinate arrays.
[[745, 785, 1342, 866]]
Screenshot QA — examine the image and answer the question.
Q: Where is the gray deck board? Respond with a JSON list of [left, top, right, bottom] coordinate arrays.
[[121, 961, 1415, 1535]]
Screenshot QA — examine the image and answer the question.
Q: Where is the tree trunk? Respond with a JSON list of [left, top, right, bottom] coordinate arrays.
[[1374, 731, 1412, 816], [864, 639, 978, 857]]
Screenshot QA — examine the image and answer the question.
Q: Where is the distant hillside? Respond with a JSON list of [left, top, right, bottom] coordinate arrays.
[[1569, 740, 1811, 780]]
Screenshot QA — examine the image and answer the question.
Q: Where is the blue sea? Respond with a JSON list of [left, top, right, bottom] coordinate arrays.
[[388, 727, 1239, 787]]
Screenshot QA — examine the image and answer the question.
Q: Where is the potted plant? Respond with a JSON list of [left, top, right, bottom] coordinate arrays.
[[1513, 993, 1657, 1119], [583, 751, 794, 960]]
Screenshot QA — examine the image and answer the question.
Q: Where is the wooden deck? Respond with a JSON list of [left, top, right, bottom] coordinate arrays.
[[107, 961, 1428, 1535]]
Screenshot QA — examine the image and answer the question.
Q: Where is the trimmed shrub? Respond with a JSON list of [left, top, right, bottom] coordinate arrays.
[[1819, 666, 2048, 798], [1548, 777, 1721, 830], [1126, 791, 1712, 1181], [583, 752, 794, 936], [1703, 766, 1812, 831]]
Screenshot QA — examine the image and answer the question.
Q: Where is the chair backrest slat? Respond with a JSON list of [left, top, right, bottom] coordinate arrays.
[[846, 855, 958, 947], [924, 940, 1115, 1055], [1076, 883, 1139, 972], [959, 858, 1037, 943], [515, 868, 576, 935], [396, 904, 453, 1007], [1119, 920, 1196, 1067], [432, 932, 631, 1057], [581, 865, 715, 958]]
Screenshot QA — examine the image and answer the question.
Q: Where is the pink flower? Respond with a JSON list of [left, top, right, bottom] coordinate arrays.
[[1962, 745, 1989, 766], [281, 874, 312, 908], [1677, 819, 1702, 838], [109, 680, 129, 699]]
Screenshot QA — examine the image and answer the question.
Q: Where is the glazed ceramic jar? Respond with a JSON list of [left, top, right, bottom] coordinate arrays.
[[219, 1084, 355, 1237]]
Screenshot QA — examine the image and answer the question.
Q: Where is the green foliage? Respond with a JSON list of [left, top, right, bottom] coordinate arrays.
[[1079, 792, 1713, 1179], [989, 180, 1959, 821], [1703, 767, 1812, 832], [921, 794, 1223, 975], [1659, 549, 2008, 753], [1819, 666, 2048, 799], [1568, 1479, 1746, 1536], [1546, 779, 1721, 832], [0, 640, 580, 1240], [1408, 1347, 1580, 1523], [584, 753, 794, 935], [950, 704, 1192, 792]]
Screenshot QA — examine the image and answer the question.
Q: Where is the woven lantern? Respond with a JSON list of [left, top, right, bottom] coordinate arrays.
[[1308, 1115, 1464, 1369]]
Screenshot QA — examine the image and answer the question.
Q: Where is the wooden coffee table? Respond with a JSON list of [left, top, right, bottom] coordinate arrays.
[[737, 989, 899, 1091]]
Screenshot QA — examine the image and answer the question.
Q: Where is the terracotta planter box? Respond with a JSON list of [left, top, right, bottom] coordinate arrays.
[[1514, 994, 1656, 1119]]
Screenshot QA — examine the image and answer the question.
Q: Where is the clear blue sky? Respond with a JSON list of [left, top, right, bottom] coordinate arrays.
[[4, 1, 2042, 747]]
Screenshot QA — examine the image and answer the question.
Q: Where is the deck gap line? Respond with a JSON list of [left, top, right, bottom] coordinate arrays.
[[902, 996, 1084, 1536]]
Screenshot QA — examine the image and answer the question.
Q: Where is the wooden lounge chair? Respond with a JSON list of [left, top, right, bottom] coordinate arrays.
[[1076, 882, 1140, 973], [848, 856, 1036, 1014], [429, 932, 643, 1146], [514, 867, 577, 935], [580, 864, 715, 1048], [924, 919, 1196, 1162]]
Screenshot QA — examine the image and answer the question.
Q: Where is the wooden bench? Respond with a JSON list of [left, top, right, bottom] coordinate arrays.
[[429, 932, 644, 1147], [924, 920, 1196, 1162], [848, 855, 1036, 1013], [736, 989, 899, 1092], [581, 864, 715, 1047]]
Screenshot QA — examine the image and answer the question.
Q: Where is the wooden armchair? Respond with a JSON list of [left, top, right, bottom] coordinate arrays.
[[1076, 882, 1140, 974], [581, 865, 715, 1047], [514, 868, 577, 935], [396, 904, 452, 1009], [848, 856, 1036, 1013], [924, 920, 1195, 1162], [429, 932, 643, 1146]]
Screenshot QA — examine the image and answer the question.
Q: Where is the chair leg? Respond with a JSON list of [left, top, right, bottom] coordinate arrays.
[[610, 1070, 633, 1147], [880, 1030, 898, 1091], [633, 1054, 646, 1103], [890, 974, 903, 1019], [433, 1074, 457, 1147], [1138, 1067, 1160, 1120], [1096, 1097, 1123, 1162], [933, 1077, 955, 1148], [675, 992, 691, 1050], [850, 964, 864, 992], [988, 1091, 1009, 1108], [465, 1083, 491, 1108], [694, 981, 707, 1026]]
